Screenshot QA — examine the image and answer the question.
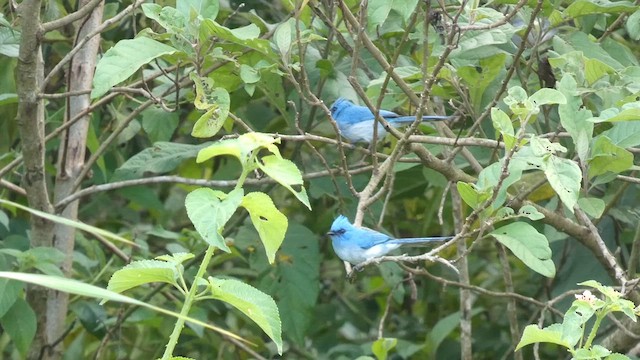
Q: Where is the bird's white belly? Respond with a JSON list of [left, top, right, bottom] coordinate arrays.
[[340, 120, 391, 144], [333, 242, 401, 264]]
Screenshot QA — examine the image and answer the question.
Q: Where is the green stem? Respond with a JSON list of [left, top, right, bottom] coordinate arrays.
[[584, 311, 604, 349], [236, 168, 250, 191], [162, 244, 217, 359]]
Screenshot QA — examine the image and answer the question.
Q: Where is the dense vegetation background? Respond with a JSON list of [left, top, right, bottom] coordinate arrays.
[[1, 0, 640, 359]]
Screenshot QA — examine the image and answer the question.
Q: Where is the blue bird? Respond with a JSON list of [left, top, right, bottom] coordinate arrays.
[[329, 98, 451, 144], [327, 215, 453, 264]]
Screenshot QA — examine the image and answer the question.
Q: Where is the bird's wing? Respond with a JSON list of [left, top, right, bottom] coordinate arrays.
[[355, 226, 393, 249], [379, 109, 400, 118], [388, 236, 453, 245]]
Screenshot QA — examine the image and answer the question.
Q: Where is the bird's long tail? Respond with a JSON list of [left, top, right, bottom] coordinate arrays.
[[388, 236, 453, 245], [390, 115, 451, 123]]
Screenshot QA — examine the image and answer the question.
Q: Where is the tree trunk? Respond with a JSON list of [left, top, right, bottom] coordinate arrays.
[[49, 1, 105, 358], [15, 1, 55, 359]]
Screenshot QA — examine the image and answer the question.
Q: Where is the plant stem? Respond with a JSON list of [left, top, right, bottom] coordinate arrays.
[[162, 244, 216, 359], [584, 311, 604, 349]]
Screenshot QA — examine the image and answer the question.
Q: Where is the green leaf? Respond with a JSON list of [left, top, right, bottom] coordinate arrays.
[[564, 0, 637, 18], [491, 108, 516, 150], [200, 20, 271, 55], [142, 4, 186, 34], [518, 205, 545, 220], [574, 346, 612, 359], [142, 107, 179, 143], [588, 135, 634, 178], [0, 199, 133, 246], [491, 222, 555, 277], [578, 197, 605, 218], [196, 133, 280, 166], [626, 10, 640, 40], [584, 58, 616, 85], [529, 88, 567, 106], [177, 0, 219, 20], [476, 160, 526, 209], [208, 277, 282, 354], [425, 309, 483, 357], [590, 106, 640, 123], [457, 54, 507, 114], [257, 155, 311, 210], [185, 188, 244, 251], [558, 74, 594, 162], [543, 156, 581, 212], [191, 88, 230, 138], [0, 278, 22, 318], [372, 338, 398, 360], [451, 24, 516, 60], [0, 272, 246, 342], [91, 37, 177, 98], [257, 223, 320, 346], [602, 122, 640, 147], [0, 27, 20, 58], [241, 192, 288, 264], [456, 182, 491, 209], [240, 64, 261, 84], [515, 324, 571, 351], [605, 353, 633, 360], [156, 252, 195, 265], [0, 298, 36, 356], [368, 0, 419, 29], [273, 18, 294, 57], [107, 260, 179, 294], [113, 142, 209, 180], [19, 247, 65, 276]]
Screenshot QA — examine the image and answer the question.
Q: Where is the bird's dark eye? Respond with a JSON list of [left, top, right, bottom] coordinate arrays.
[[336, 229, 345, 235], [330, 106, 336, 113]]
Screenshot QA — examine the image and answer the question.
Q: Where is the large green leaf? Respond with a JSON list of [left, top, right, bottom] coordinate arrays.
[[200, 20, 271, 55], [367, 0, 420, 30], [191, 80, 230, 138], [196, 133, 280, 167], [456, 182, 491, 210], [185, 188, 244, 251], [177, 0, 219, 20], [240, 192, 288, 264], [107, 260, 179, 294], [92, 37, 177, 98], [0, 272, 246, 342], [113, 142, 210, 180], [565, 0, 637, 18], [588, 135, 633, 178], [0, 199, 133, 246], [0, 27, 20, 58], [371, 338, 398, 360], [257, 223, 320, 345], [0, 298, 35, 356], [515, 324, 571, 351], [602, 121, 640, 147], [491, 108, 516, 150], [491, 222, 555, 277], [0, 278, 22, 318], [257, 155, 311, 210], [208, 277, 282, 354], [558, 74, 593, 162], [543, 156, 581, 212]]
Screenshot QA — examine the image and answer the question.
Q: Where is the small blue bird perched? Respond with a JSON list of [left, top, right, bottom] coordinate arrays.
[[329, 98, 451, 144], [327, 215, 453, 264]]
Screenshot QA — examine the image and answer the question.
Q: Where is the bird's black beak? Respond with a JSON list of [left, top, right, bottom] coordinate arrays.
[[326, 231, 335, 236]]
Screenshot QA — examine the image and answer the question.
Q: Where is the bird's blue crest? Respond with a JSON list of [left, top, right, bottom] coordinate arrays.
[[331, 215, 352, 231], [330, 98, 351, 117]]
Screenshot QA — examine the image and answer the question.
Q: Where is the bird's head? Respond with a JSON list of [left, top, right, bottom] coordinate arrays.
[[329, 98, 352, 118], [327, 215, 351, 238]]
